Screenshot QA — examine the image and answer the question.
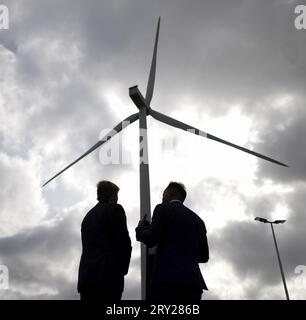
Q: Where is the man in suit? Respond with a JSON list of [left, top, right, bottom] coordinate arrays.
[[77, 181, 132, 302], [136, 182, 209, 301]]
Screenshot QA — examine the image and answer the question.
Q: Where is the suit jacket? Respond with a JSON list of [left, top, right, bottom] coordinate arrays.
[[136, 201, 209, 290], [77, 202, 132, 292]]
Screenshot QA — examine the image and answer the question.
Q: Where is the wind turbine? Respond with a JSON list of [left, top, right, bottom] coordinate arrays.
[[42, 17, 288, 300]]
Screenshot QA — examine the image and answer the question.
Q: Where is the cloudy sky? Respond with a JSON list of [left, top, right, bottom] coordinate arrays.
[[0, 0, 306, 300]]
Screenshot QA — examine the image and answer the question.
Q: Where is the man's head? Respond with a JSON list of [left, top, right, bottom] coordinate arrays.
[[162, 182, 187, 204], [97, 180, 119, 203]]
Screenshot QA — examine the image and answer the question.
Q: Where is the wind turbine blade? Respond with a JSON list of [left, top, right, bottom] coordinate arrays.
[[42, 112, 139, 187], [150, 109, 288, 167], [145, 16, 161, 105]]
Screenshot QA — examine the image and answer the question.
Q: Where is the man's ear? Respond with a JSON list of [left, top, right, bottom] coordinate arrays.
[[110, 193, 118, 203]]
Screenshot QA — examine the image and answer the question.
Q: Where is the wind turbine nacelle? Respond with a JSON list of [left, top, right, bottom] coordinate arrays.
[[129, 86, 149, 110]]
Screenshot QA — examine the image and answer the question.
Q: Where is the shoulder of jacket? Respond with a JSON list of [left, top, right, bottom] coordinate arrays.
[[154, 203, 167, 212], [113, 203, 125, 213], [184, 206, 205, 221]]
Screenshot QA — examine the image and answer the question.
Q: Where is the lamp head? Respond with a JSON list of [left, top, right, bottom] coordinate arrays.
[[273, 220, 286, 224], [255, 217, 269, 223]]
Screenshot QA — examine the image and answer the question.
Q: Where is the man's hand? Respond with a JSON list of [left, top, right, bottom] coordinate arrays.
[[137, 214, 150, 227]]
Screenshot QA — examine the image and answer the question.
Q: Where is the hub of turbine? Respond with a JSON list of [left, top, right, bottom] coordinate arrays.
[[129, 85, 150, 110]]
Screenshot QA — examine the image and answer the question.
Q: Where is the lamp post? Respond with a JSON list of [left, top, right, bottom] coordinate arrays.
[[254, 217, 290, 300]]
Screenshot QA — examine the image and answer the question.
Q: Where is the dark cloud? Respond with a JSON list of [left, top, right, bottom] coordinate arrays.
[[4, 0, 304, 115], [0, 209, 81, 299], [253, 96, 306, 184], [209, 184, 306, 299], [211, 221, 283, 287]]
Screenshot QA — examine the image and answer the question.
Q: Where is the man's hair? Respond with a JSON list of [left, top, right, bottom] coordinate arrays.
[[97, 180, 119, 202], [165, 182, 187, 202]]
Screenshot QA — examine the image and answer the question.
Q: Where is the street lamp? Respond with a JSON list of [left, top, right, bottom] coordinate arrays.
[[254, 217, 290, 300]]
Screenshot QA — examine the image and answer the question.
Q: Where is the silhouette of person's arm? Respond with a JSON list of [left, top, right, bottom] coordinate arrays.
[[112, 204, 132, 275], [136, 204, 166, 248], [198, 221, 209, 263]]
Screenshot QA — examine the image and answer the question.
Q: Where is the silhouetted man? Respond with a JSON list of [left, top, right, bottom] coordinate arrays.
[[136, 182, 209, 301], [78, 181, 132, 302]]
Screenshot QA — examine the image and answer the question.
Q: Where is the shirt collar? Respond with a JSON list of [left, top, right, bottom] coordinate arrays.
[[169, 199, 182, 203]]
